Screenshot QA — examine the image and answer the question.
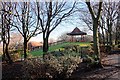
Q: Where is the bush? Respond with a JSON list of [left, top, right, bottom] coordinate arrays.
[[10, 49, 23, 62], [105, 45, 111, 52], [99, 44, 106, 52], [82, 54, 99, 63], [22, 55, 82, 79], [11, 53, 21, 62], [118, 45, 120, 48]]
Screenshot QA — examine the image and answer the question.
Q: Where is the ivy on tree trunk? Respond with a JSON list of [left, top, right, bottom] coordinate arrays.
[[86, 0, 103, 66]]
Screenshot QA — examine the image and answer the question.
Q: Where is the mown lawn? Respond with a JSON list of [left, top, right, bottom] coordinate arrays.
[[29, 42, 90, 56]]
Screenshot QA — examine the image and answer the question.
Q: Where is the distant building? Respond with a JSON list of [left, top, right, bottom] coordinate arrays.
[[28, 42, 43, 51], [67, 27, 87, 42]]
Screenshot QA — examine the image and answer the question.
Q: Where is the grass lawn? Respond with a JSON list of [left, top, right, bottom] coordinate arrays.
[[29, 42, 90, 56]]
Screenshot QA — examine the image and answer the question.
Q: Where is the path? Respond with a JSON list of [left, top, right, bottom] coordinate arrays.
[[103, 54, 120, 80], [71, 54, 120, 80]]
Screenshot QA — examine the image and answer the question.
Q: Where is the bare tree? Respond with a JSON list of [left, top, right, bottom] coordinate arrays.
[[12, 2, 41, 59], [0, 20, 2, 43], [1, 2, 13, 63], [78, 1, 118, 47], [86, 0, 102, 65], [36, 1, 76, 53], [116, 2, 120, 45], [78, 8, 93, 31], [103, 2, 118, 46]]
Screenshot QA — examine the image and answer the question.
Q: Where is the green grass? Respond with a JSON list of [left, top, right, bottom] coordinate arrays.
[[29, 42, 90, 56], [29, 49, 43, 56]]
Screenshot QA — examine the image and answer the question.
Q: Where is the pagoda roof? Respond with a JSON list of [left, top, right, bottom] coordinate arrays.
[[67, 27, 87, 35]]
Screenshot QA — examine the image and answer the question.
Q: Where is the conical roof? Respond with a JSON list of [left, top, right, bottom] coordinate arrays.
[[67, 27, 87, 35], [71, 27, 81, 33]]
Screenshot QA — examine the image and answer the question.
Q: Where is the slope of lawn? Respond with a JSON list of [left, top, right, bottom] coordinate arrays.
[[29, 42, 90, 56]]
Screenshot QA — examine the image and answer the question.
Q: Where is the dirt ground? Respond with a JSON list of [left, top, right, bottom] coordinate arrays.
[[2, 54, 120, 79]]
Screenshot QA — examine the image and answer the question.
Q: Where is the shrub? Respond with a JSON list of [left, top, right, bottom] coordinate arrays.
[[10, 49, 23, 62], [82, 54, 99, 63], [99, 44, 106, 52], [118, 45, 120, 48], [105, 45, 111, 52], [22, 55, 82, 79]]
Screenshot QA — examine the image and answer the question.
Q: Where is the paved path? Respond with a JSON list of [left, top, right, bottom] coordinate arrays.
[[71, 54, 120, 80], [103, 54, 120, 80], [102, 54, 120, 66]]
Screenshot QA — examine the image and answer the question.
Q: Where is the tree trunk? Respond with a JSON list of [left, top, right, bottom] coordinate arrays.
[[43, 37, 49, 61], [5, 43, 13, 64], [101, 24, 105, 45], [115, 5, 120, 45], [86, 1, 103, 67], [93, 20, 101, 65], [43, 38, 49, 53], [2, 42, 5, 60], [106, 31, 109, 46], [24, 38, 27, 59], [93, 20, 100, 55], [98, 27, 101, 43], [107, 19, 112, 46], [109, 22, 112, 46], [2, 13, 5, 61]]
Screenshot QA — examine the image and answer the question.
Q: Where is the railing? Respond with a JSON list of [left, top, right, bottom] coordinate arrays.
[[49, 40, 65, 46]]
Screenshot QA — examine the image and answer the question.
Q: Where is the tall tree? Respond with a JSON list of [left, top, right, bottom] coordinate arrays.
[[103, 2, 118, 46], [116, 2, 120, 45], [36, 1, 76, 53], [86, 0, 102, 64], [1, 2, 13, 63], [78, 2, 118, 46], [12, 2, 41, 59], [0, 9, 1, 43]]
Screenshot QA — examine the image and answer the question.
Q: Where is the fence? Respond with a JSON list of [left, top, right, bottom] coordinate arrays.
[[49, 40, 65, 46]]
